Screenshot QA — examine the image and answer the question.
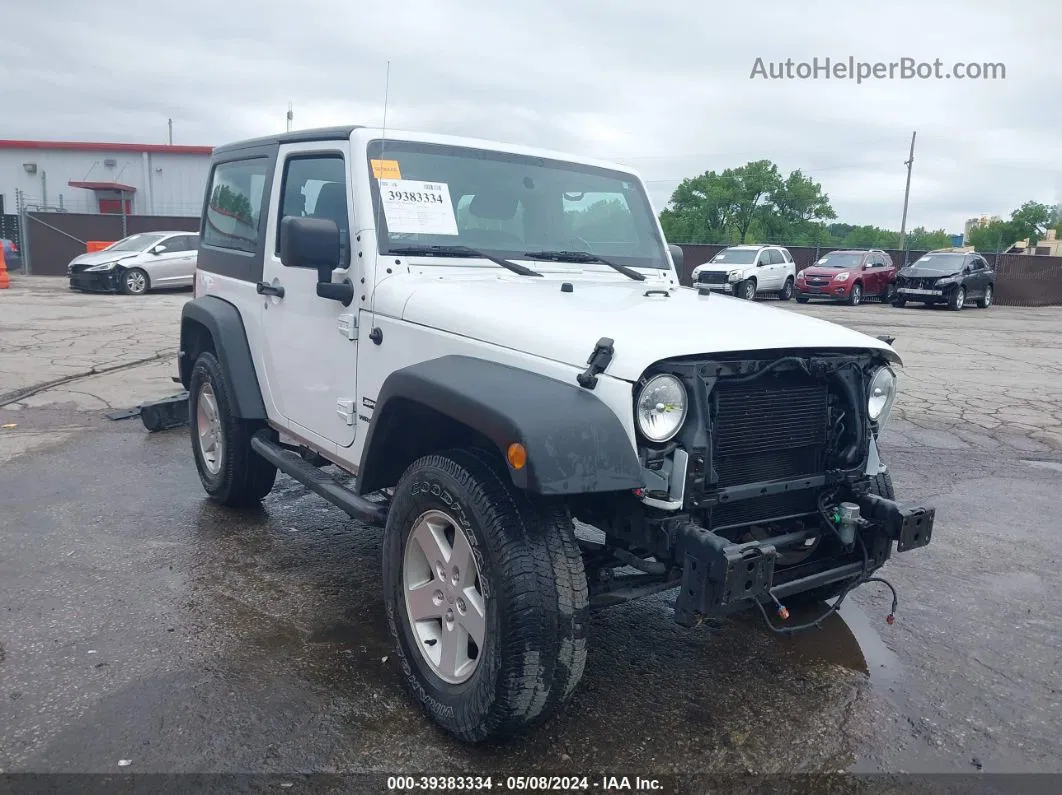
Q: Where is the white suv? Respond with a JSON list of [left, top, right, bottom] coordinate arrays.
[[179, 125, 935, 742], [690, 244, 797, 300]]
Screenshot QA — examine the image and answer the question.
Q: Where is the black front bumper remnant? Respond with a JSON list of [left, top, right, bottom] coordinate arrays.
[[672, 494, 935, 627], [68, 270, 121, 292]]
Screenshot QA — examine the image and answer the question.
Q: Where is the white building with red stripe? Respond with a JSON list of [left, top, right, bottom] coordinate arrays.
[[0, 139, 212, 217]]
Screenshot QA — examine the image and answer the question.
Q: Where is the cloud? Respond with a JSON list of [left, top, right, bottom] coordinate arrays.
[[3, 0, 1059, 231]]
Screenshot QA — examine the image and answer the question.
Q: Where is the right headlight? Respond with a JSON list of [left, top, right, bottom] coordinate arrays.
[[727, 270, 742, 282], [868, 366, 897, 428], [635, 374, 688, 443]]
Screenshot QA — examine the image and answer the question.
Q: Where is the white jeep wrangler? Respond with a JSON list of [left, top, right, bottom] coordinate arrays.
[[179, 125, 935, 742]]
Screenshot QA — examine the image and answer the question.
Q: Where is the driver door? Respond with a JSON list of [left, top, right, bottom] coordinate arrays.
[[258, 143, 360, 451]]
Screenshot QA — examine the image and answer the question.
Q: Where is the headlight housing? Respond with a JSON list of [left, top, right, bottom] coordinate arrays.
[[833, 271, 850, 281], [868, 366, 897, 428], [727, 270, 742, 282], [635, 374, 688, 443], [86, 261, 119, 272]]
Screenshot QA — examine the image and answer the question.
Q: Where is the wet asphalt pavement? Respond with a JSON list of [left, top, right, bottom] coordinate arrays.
[[1, 290, 1061, 782]]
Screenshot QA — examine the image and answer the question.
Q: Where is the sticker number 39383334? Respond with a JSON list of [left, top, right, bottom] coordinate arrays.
[[379, 179, 458, 236]]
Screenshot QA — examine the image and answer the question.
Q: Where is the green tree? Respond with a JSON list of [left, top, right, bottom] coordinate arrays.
[[762, 169, 837, 243], [728, 160, 783, 243], [658, 170, 740, 244], [905, 227, 953, 250], [1008, 201, 1058, 247], [966, 219, 1016, 252]]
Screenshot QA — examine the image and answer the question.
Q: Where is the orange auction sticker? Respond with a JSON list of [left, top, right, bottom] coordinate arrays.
[[371, 159, 401, 179]]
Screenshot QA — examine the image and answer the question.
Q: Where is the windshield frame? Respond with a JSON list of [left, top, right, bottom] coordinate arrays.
[[106, 233, 167, 253], [364, 139, 669, 271]]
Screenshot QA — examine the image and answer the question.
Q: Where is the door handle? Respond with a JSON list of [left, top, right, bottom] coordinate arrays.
[[256, 281, 285, 298]]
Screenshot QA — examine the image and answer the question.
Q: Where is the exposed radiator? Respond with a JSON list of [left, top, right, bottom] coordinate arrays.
[[712, 379, 829, 489]]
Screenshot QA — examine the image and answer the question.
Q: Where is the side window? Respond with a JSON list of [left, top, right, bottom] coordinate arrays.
[[781, 249, 793, 262], [277, 155, 350, 264], [203, 159, 269, 254], [868, 254, 882, 267], [972, 257, 986, 270], [187, 234, 201, 251], [165, 235, 191, 252], [768, 249, 784, 264], [757, 250, 770, 265]]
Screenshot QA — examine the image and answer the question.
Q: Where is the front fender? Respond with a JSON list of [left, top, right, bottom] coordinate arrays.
[[357, 356, 644, 495]]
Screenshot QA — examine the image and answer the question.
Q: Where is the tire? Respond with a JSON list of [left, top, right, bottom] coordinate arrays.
[[795, 294, 809, 304], [189, 351, 277, 507], [977, 284, 993, 308], [778, 278, 794, 301], [784, 472, 895, 607], [845, 282, 863, 306], [947, 285, 965, 311], [121, 267, 150, 295], [383, 449, 588, 743], [738, 279, 756, 300], [893, 296, 907, 307]]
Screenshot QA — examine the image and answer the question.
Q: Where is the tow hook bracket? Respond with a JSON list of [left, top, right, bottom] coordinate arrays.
[[896, 506, 934, 551], [576, 337, 615, 390], [857, 492, 935, 552], [673, 523, 777, 627]]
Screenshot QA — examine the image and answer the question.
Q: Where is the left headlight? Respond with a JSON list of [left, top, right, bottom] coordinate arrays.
[[636, 374, 688, 443], [86, 261, 119, 272], [833, 271, 850, 281], [868, 366, 897, 426]]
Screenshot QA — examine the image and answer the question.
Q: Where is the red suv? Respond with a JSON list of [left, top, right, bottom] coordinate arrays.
[[795, 249, 897, 306]]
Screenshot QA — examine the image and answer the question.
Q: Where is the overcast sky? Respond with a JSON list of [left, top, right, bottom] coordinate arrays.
[[4, 0, 1059, 233]]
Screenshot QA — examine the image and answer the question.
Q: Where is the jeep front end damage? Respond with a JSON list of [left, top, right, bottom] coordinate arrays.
[[573, 349, 936, 632]]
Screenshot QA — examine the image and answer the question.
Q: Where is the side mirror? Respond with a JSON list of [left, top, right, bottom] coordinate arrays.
[[151, 245, 167, 254], [668, 244, 684, 273], [280, 216, 340, 277]]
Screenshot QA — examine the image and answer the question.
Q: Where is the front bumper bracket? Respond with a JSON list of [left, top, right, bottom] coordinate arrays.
[[672, 523, 777, 627], [857, 493, 935, 551]]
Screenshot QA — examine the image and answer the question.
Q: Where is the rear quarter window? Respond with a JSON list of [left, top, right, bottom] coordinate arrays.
[[203, 158, 269, 254]]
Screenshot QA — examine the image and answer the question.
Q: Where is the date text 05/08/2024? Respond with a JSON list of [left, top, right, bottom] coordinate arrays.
[[386, 775, 665, 791]]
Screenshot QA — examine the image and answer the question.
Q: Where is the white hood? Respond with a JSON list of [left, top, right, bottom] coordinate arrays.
[[380, 273, 900, 382]]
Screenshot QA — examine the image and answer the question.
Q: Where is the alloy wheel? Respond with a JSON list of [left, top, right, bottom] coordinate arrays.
[[402, 509, 487, 685]]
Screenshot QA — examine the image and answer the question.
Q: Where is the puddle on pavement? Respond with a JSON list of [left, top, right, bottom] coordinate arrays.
[[1020, 458, 1062, 473], [767, 598, 904, 696]]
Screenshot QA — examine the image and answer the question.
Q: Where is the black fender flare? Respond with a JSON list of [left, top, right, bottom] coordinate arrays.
[[356, 355, 644, 496], [179, 296, 266, 419]]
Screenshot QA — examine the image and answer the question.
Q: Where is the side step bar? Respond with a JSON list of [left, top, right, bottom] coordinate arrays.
[[250, 430, 388, 527]]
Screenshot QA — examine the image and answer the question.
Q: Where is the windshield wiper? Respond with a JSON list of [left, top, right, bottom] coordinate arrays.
[[523, 250, 646, 281], [388, 244, 542, 277]]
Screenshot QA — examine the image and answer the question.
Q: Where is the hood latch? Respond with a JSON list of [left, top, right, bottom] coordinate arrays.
[[577, 337, 615, 390]]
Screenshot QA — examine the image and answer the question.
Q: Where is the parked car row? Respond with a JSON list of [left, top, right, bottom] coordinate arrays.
[[690, 246, 996, 311], [67, 231, 199, 295]]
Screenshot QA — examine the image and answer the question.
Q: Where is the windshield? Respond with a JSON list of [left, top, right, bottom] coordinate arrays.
[[710, 249, 759, 264], [907, 254, 965, 274], [366, 140, 668, 269], [107, 233, 166, 252], [813, 252, 864, 268]]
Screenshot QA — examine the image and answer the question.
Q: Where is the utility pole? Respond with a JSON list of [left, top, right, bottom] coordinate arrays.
[[286, 102, 293, 132], [168, 118, 173, 145], [897, 131, 916, 253]]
